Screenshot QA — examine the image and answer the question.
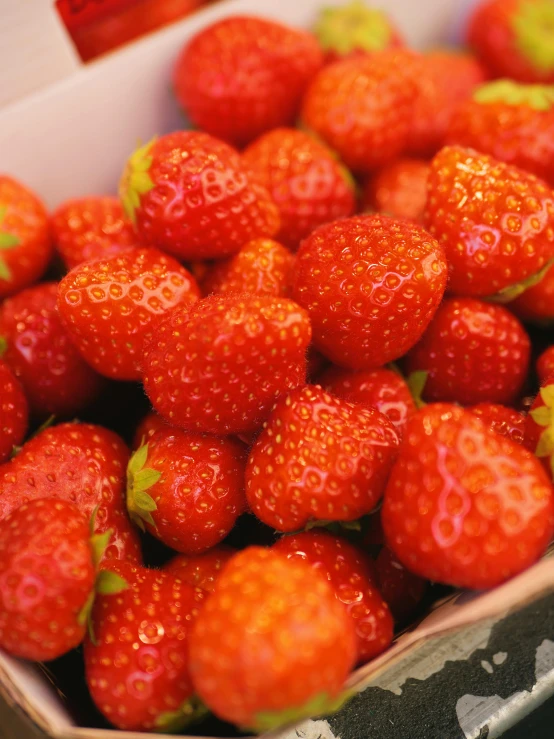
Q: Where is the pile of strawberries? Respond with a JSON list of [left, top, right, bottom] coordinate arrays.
[[2, 0, 554, 734]]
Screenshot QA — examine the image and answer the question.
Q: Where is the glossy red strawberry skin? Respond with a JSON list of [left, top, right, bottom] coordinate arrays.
[[0, 282, 104, 417], [0, 359, 28, 463], [164, 545, 236, 592], [143, 295, 311, 435], [292, 215, 448, 369], [405, 298, 530, 406], [0, 498, 95, 661], [374, 545, 426, 623], [189, 547, 357, 730], [511, 262, 554, 323], [120, 131, 280, 261], [246, 385, 399, 531], [382, 404, 554, 590], [173, 16, 323, 147], [0, 176, 52, 299], [362, 158, 430, 223], [469, 403, 526, 445], [132, 411, 168, 450], [128, 427, 246, 553], [84, 562, 205, 732], [273, 530, 393, 663], [242, 128, 356, 249], [537, 346, 554, 384], [319, 366, 417, 439], [424, 146, 554, 297], [202, 238, 295, 297], [301, 51, 417, 172], [0, 423, 140, 564], [57, 247, 200, 381]]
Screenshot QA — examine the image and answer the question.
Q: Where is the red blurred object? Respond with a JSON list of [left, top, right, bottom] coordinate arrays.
[[56, 0, 211, 61]]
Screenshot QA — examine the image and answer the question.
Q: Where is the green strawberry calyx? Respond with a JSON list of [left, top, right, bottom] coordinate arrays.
[[473, 79, 554, 111], [487, 258, 554, 304], [0, 205, 19, 282], [304, 518, 362, 533], [154, 696, 209, 733], [406, 370, 428, 410], [126, 441, 161, 532], [314, 0, 392, 56], [119, 137, 156, 225], [251, 689, 354, 733], [530, 382, 554, 478], [512, 0, 554, 75]]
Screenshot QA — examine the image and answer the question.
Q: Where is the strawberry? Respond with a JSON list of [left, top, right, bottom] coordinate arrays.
[[524, 373, 554, 479], [173, 16, 323, 147], [0, 499, 95, 661], [119, 132, 280, 260], [319, 365, 417, 439], [538, 346, 554, 384], [132, 410, 168, 450], [273, 530, 393, 663], [164, 545, 236, 592], [143, 294, 311, 435], [314, 0, 404, 62], [246, 385, 399, 532], [189, 547, 356, 731], [374, 545, 427, 623], [0, 282, 104, 417], [0, 175, 52, 299], [424, 146, 554, 298], [84, 561, 206, 732], [467, 0, 554, 83], [127, 428, 246, 553], [405, 298, 530, 406], [382, 403, 554, 590], [510, 263, 554, 323], [447, 81, 554, 186], [202, 237, 295, 297], [51, 195, 137, 269], [362, 158, 430, 224], [242, 128, 356, 249], [57, 247, 200, 381], [292, 215, 448, 369], [469, 403, 526, 445], [0, 358, 28, 463], [0, 423, 141, 565], [301, 50, 418, 172]]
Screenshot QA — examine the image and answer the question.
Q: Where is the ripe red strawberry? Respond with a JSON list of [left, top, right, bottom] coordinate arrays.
[[301, 50, 418, 172], [524, 373, 554, 479], [319, 365, 417, 439], [362, 158, 430, 224], [510, 263, 554, 323], [0, 282, 104, 417], [447, 81, 554, 186], [51, 195, 138, 269], [242, 128, 356, 249], [84, 561, 206, 732], [246, 385, 399, 532], [203, 238, 295, 297], [0, 358, 28, 463], [127, 428, 246, 553], [173, 16, 323, 147], [0, 175, 52, 299], [537, 346, 554, 384], [132, 410, 168, 449], [143, 295, 311, 435], [406, 50, 487, 157], [292, 215, 447, 369], [189, 547, 356, 731], [164, 545, 236, 592], [469, 403, 526, 445], [119, 131, 280, 260], [405, 298, 530, 406], [382, 403, 554, 590], [0, 499, 96, 661], [0, 423, 140, 564], [424, 146, 554, 297], [57, 247, 200, 381], [467, 0, 554, 83], [273, 530, 393, 663], [374, 545, 427, 623], [314, 1, 404, 62]]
